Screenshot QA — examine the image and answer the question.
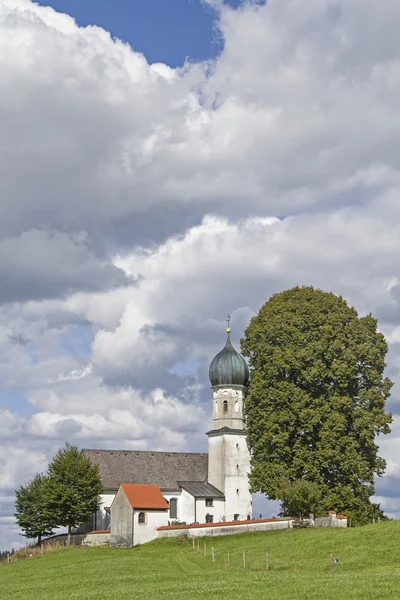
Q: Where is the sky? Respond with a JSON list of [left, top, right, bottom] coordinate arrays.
[[1, 0, 400, 549]]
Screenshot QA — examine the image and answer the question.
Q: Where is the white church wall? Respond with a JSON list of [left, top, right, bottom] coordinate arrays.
[[177, 488, 195, 524], [223, 434, 252, 521], [100, 492, 116, 509], [162, 490, 183, 522], [195, 497, 225, 524], [207, 435, 224, 492], [133, 510, 169, 546]]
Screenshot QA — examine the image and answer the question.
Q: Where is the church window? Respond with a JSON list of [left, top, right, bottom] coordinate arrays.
[[236, 489, 239, 495], [234, 514, 239, 521], [223, 400, 228, 414], [205, 498, 213, 507], [234, 401, 239, 412], [236, 443, 239, 449], [206, 514, 213, 523], [169, 498, 178, 519], [138, 512, 146, 524], [236, 464, 239, 470], [215, 401, 218, 414]]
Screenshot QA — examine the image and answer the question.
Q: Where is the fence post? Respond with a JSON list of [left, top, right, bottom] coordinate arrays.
[[204, 542, 207, 556], [378, 517, 381, 524], [227, 552, 230, 568], [41, 544, 44, 556], [212, 547, 215, 563], [192, 538, 195, 551], [197, 540, 200, 553], [243, 551, 246, 569], [7, 553, 10, 565], [373, 517, 375, 525], [330, 553, 335, 573], [266, 552, 269, 571]]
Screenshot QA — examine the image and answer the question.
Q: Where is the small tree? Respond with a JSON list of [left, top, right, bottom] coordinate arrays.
[[45, 443, 103, 544], [14, 474, 56, 544], [278, 479, 322, 519]]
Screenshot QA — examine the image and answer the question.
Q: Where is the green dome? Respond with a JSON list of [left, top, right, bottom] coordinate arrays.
[[209, 331, 249, 387]]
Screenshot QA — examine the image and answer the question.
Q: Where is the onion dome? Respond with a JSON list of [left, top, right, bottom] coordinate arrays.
[[209, 328, 249, 387]]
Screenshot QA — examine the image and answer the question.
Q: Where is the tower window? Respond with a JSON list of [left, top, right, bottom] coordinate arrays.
[[205, 498, 214, 507], [138, 512, 146, 524], [236, 443, 239, 449], [169, 498, 178, 519], [236, 489, 239, 495], [236, 465, 239, 470], [215, 401, 218, 415], [234, 401, 239, 413], [223, 400, 228, 414]]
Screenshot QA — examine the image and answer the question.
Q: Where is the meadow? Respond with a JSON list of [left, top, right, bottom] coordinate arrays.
[[2, 521, 400, 599]]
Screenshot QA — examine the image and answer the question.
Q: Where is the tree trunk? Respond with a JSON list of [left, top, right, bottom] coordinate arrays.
[[38, 533, 42, 545], [67, 524, 71, 546]]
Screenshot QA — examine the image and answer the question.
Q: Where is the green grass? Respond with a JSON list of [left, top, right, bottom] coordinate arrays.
[[2, 522, 400, 599]]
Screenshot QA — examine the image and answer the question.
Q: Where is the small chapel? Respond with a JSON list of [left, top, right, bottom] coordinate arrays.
[[83, 325, 253, 537]]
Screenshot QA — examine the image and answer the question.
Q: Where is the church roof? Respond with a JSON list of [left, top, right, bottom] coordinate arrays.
[[178, 481, 224, 498], [121, 484, 169, 510], [83, 449, 208, 490], [209, 330, 249, 387]]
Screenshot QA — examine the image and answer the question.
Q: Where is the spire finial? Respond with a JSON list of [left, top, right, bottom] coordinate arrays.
[[226, 313, 231, 333]]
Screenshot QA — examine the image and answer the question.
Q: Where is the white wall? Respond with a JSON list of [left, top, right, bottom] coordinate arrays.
[[223, 433, 252, 522], [208, 430, 252, 522], [207, 435, 224, 493], [212, 387, 245, 430], [133, 510, 169, 545], [195, 497, 225, 524], [178, 488, 195, 523]]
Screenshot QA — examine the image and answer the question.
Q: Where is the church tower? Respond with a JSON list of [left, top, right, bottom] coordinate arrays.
[[207, 322, 252, 522]]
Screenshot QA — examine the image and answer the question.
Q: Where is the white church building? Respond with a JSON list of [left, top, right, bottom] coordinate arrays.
[[83, 327, 253, 533]]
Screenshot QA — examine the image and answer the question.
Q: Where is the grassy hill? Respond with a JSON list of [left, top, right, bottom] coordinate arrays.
[[2, 522, 400, 599]]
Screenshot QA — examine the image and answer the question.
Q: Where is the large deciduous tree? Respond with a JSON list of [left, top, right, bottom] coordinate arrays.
[[45, 443, 103, 544], [14, 474, 56, 544], [241, 286, 393, 525]]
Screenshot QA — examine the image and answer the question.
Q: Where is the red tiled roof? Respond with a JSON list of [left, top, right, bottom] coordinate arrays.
[[121, 483, 169, 510], [337, 515, 347, 519], [157, 517, 291, 531]]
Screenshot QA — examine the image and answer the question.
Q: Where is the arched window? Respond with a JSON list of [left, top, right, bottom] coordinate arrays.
[[223, 400, 228, 414], [215, 401, 218, 415], [234, 401, 239, 413], [138, 512, 146, 524], [169, 497, 178, 519]]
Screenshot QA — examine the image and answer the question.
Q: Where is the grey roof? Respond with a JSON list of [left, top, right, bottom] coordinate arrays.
[[209, 332, 249, 387], [83, 449, 208, 490], [178, 481, 225, 498]]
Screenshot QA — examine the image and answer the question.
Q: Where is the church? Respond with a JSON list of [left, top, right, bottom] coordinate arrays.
[[83, 326, 253, 531]]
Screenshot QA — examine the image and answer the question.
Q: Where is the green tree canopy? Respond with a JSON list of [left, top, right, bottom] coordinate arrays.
[[241, 286, 393, 525], [279, 479, 322, 520], [45, 443, 103, 543], [14, 474, 56, 544]]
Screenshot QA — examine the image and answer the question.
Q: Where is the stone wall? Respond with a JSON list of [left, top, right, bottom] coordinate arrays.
[[43, 531, 110, 546], [158, 517, 293, 539]]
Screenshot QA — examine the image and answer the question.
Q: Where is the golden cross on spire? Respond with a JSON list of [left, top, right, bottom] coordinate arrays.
[[226, 313, 231, 333]]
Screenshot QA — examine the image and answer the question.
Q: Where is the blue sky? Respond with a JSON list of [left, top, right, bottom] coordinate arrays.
[[37, 0, 244, 66]]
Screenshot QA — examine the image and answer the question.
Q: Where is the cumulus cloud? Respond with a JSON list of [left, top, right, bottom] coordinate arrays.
[[1, 0, 400, 548]]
